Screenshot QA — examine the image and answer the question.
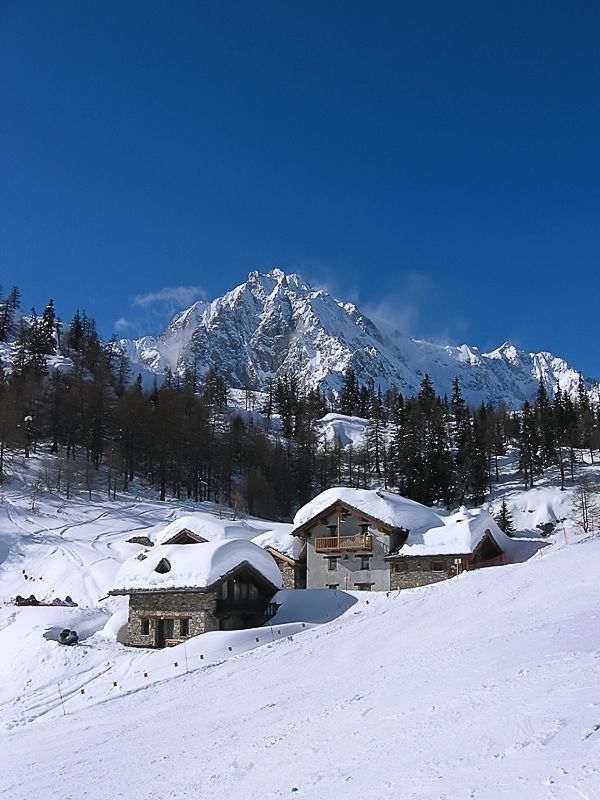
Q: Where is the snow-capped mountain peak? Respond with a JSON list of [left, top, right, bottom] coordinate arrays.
[[121, 269, 595, 406]]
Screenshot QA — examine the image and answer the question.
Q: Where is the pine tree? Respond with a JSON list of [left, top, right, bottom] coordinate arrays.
[[0, 286, 20, 342], [517, 400, 542, 488], [25, 309, 49, 375], [577, 372, 590, 416], [339, 366, 360, 415], [534, 378, 556, 467], [494, 499, 515, 535], [65, 310, 84, 354], [39, 299, 57, 354]]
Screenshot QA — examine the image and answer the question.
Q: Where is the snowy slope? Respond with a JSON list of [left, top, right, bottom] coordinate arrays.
[[121, 268, 597, 407], [1, 536, 600, 799], [2, 454, 600, 799]]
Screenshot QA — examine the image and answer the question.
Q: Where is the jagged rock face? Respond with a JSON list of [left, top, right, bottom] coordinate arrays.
[[121, 268, 594, 407]]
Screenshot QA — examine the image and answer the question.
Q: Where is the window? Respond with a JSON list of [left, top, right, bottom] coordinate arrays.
[[391, 561, 408, 573], [327, 584, 339, 590], [327, 525, 337, 536], [179, 618, 189, 637], [354, 583, 373, 591], [359, 556, 370, 570], [359, 523, 369, 534], [327, 558, 338, 571], [430, 560, 446, 573], [162, 618, 175, 638], [140, 618, 150, 636]]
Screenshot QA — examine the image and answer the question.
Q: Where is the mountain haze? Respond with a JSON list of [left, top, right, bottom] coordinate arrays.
[[122, 269, 594, 407]]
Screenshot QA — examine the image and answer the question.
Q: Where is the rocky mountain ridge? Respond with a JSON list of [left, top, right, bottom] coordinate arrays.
[[121, 268, 596, 407]]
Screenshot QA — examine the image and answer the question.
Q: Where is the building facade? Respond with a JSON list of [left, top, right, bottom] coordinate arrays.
[[292, 488, 509, 592], [110, 540, 282, 647], [292, 498, 410, 591]]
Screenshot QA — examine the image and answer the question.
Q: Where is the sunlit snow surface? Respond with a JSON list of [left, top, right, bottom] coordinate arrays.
[[112, 539, 283, 592], [1, 452, 599, 799]]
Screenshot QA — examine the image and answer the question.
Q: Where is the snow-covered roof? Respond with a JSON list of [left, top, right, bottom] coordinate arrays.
[[154, 514, 261, 546], [292, 487, 444, 535], [251, 528, 303, 560], [111, 540, 282, 593], [398, 507, 514, 556]]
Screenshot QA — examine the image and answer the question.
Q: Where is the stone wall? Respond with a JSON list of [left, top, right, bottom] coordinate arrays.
[[127, 590, 219, 648], [389, 556, 465, 591], [281, 564, 296, 589]]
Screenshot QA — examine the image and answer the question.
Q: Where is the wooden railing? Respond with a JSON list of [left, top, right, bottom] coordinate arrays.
[[314, 533, 373, 553]]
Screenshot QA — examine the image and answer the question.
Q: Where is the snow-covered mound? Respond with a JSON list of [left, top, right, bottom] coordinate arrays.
[[293, 486, 444, 535], [111, 540, 283, 592], [495, 484, 573, 534], [121, 268, 597, 406], [315, 413, 370, 449]]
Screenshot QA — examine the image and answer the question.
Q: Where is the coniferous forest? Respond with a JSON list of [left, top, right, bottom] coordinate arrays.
[[0, 287, 598, 521]]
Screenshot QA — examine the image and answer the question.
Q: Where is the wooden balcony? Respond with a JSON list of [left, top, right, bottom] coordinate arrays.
[[314, 533, 373, 553]]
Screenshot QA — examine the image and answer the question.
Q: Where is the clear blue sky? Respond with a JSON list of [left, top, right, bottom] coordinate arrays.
[[1, 1, 599, 375]]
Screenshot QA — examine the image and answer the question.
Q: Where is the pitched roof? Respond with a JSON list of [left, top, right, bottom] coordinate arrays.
[[292, 487, 444, 537], [111, 539, 282, 594], [396, 507, 513, 557], [154, 514, 262, 546]]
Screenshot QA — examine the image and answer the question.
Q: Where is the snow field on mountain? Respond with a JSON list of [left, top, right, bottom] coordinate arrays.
[[1, 536, 600, 799]]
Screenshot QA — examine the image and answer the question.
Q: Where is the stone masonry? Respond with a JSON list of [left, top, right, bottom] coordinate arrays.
[[127, 590, 219, 648], [389, 557, 464, 590]]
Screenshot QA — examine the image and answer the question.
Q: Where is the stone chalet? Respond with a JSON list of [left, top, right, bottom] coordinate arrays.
[[292, 487, 511, 591], [110, 540, 282, 648]]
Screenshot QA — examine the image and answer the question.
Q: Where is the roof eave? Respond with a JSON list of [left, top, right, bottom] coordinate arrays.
[[292, 498, 393, 538]]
